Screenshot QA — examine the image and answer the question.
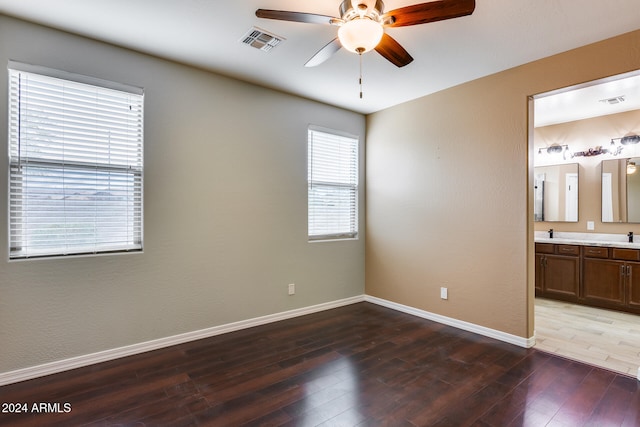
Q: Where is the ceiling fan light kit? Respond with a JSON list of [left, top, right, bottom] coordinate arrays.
[[255, 0, 475, 95], [338, 17, 384, 53], [337, 0, 385, 53]]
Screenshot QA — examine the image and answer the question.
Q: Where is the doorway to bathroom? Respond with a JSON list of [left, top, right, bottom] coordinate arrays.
[[531, 69, 640, 379]]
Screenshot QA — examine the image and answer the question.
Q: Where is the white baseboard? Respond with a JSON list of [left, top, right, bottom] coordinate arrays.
[[364, 295, 536, 349], [0, 295, 365, 386], [0, 294, 539, 386]]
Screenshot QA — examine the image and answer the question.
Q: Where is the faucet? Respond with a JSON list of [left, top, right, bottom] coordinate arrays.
[[628, 231, 634, 243], [548, 228, 553, 239]]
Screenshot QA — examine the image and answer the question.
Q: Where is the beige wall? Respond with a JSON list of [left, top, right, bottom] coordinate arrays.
[[1, 15, 638, 377], [0, 15, 365, 374], [366, 30, 640, 339], [534, 109, 640, 232]]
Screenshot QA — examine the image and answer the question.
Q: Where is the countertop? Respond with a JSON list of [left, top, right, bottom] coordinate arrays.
[[534, 232, 640, 249]]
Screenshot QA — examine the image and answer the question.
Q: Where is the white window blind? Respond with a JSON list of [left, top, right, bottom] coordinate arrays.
[[308, 128, 358, 240], [8, 65, 144, 259]]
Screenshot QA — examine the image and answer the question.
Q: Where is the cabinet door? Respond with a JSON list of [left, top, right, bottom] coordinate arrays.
[[543, 254, 579, 301], [627, 262, 640, 312], [582, 258, 625, 307], [535, 254, 544, 295]]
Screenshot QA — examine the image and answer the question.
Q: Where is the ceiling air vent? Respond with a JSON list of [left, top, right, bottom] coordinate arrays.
[[599, 95, 626, 105], [240, 27, 284, 52]]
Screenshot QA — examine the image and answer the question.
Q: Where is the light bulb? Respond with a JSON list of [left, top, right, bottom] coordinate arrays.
[[338, 18, 383, 53]]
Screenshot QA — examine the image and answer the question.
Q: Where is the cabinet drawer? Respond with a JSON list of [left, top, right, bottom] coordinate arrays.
[[557, 245, 580, 256], [583, 246, 609, 258], [535, 243, 554, 254], [612, 248, 640, 261]]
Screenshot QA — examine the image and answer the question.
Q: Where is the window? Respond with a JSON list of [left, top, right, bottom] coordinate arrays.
[[8, 63, 144, 259], [308, 127, 359, 240]]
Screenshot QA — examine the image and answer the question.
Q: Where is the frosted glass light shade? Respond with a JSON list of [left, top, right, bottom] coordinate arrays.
[[338, 19, 383, 53]]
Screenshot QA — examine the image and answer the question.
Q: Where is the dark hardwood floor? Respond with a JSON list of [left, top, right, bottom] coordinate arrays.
[[1, 302, 638, 426]]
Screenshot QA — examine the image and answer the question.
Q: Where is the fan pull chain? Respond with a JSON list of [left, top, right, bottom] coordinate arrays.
[[357, 47, 364, 99]]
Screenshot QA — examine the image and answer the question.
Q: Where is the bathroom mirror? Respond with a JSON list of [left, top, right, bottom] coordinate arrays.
[[602, 157, 640, 223], [534, 163, 579, 222]]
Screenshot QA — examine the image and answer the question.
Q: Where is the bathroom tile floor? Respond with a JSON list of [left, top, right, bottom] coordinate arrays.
[[535, 297, 640, 378]]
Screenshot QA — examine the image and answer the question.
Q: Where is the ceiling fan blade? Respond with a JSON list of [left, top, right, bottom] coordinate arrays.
[[305, 38, 342, 67], [374, 33, 414, 67], [383, 0, 475, 27], [256, 9, 337, 25]]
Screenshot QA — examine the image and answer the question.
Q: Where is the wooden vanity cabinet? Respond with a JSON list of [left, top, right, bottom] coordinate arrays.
[[582, 256, 625, 308], [537, 243, 640, 314], [535, 243, 552, 295], [627, 263, 640, 311], [535, 253, 543, 294], [582, 247, 640, 313], [535, 243, 579, 302]]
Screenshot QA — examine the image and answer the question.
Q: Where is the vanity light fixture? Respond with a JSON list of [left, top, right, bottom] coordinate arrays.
[[627, 161, 637, 175], [603, 137, 625, 156], [621, 134, 640, 145], [543, 143, 572, 160], [611, 134, 640, 146], [546, 144, 565, 154]]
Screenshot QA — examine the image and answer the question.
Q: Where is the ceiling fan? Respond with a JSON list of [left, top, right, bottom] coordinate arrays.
[[256, 0, 476, 68]]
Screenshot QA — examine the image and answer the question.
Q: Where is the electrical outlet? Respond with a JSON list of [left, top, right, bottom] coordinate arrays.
[[587, 221, 595, 231], [440, 287, 448, 300], [288, 283, 295, 295]]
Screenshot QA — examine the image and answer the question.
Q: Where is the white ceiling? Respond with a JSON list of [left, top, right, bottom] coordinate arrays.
[[0, 0, 639, 116], [535, 71, 640, 127]]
